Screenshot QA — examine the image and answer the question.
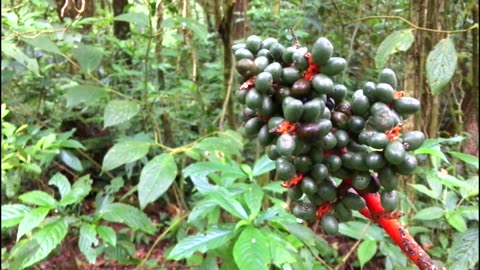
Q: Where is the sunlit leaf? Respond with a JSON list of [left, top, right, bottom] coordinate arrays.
[[358, 239, 377, 268], [102, 140, 150, 171], [79, 223, 99, 264], [64, 85, 107, 108], [233, 226, 270, 270], [447, 228, 479, 270], [16, 207, 50, 241], [72, 44, 103, 73], [60, 150, 83, 172], [1, 204, 31, 228], [414, 206, 444, 220], [99, 203, 155, 234], [426, 37, 457, 95], [103, 100, 141, 128], [18, 191, 57, 208], [375, 29, 414, 69]]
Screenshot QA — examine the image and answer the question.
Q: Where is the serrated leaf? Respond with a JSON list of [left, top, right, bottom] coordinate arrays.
[[103, 100, 141, 128], [243, 183, 263, 217], [448, 151, 479, 169], [96, 225, 117, 247], [99, 203, 155, 234], [60, 150, 83, 172], [426, 37, 457, 95], [114, 12, 149, 28], [138, 153, 177, 209], [18, 191, 57, 208], [252, 154, 275, 177], [207, 187, 248, 220], [79, 223, 99, 264], [72, 44, 103, 73], [358, 239, 377, 268], [64, 85, 108, 107], [1, 204, 31, 228], [1, 39, 40, 76], [22, 217, 69, 268], [168, 224, 235, 260], [375, 29, 414, 69], [447, 228, 479, 270], [60, 175, 92, 206], [233, 226, 270, 270], [22, 36, 62, 55], [102, 140, 150, 171], [16, 207, 50, 241], [414, 206, 444, 220], [445, 211, 467, 232], [48, 173, 71, 199]]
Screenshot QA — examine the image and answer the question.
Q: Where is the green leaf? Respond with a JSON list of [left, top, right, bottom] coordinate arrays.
[[60, 150, 83, 172], [233, 226, 270, 270], [138, 153, 178, 209], [375, 29, 414, 69], [60, 175, 92, 206], [114, 12, 149, 28], [262, 181, 287, 194], [426, 37, 457, 95], [252, 154, 275, 177], [22, 36, 62, 55], [281, 222, 330, 251], [447, 228, 478, 270], [16, 207, 50, 241], [168, 224, 235, 260], [408, 184, 439, 200], [102, 140, 150, 171], [338, 221, 385, 241], [414, 147, 449, 163], [64, 85, 108, 108], [7, 238, 41, 270], [79, 223, 99, 264], [23, 217, 69, 268], [437, 173, 475, 191], [96, 225, 117, 247], [187, 199, 218, 223], [414, 206, 444, 220], [358, 239, 377, 268], [262, 228, 296, 267], [188, 175, 216, 194], [103, 100, 141, 128], [183, 161, 247, 181], [207, 187, 248, 220], [18, 191, 57, 208], [243, 183, 264, 218], [48, 173, 71, 199], [99, 203, 155, 234], [448, 151, 479, 169], [445, 211, 467, 232], [1, 204, 31, 228], [1, 39, 40, 76], [72, 44, 103, 73], [193, 131, 243, 158]]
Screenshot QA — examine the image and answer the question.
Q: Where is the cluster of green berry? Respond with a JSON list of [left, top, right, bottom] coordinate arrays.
[[233, 34, 424, 235]]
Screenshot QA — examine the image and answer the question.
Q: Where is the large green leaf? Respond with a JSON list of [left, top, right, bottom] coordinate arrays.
[[138, 153, 177, 209], [79, 223, 99, 264], [168, 224, 235, 260], [64, 85, 108, 108], [103, 100, 141, 128], [280, 222, 330, 252], [408, 184, 439, 200], [1, 39, 40, 76], [447, 228, 479, 270], [338, 221, 384, 241], [7, 238, 41, 270], [414, 206, 444, 220], [18, 191, 57, 208], [233, 226, 271, 270], [262, 228, 296, 267], [72, 44, 103, 73], [1, 204, 31, 228], [99, 203, 155, 234], [193, 131, 243, 158], [445, 210, 467, 232], [102, 140, 150, 171], [16, 207, 50, 241], [375, 29, 414, 69], [22, 36, 62, 55], [23, 218, 69, 268], [243, 183, 263, 217], [114, 12, 149, 28], [252, 154, 275, 177], [48, 173, 71, 199], [60, 150, 83, 172], [207, 187, 248, 220], [358, 239, 377, 268], [96, 225, 117, 247], [183, 160, 247, 180], [426, 37, 457, 95], [60, 175, 92, 206], [187, 199, 218, 223], [448, 151, 479, 169]]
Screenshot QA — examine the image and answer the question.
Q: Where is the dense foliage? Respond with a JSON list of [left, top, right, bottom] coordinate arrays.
[[1, 1, 478, 270]]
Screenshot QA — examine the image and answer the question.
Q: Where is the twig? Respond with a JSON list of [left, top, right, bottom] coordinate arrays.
[[334, 220, 371, 270], [219, 64, 235, 131], [344, 15, 478, 34]]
